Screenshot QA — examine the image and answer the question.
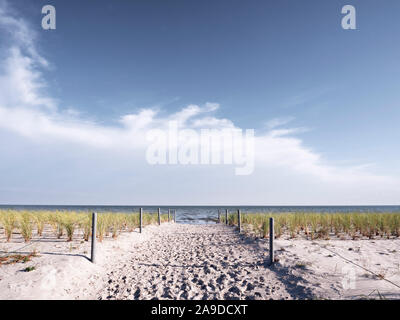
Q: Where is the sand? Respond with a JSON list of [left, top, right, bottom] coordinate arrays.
[[1, 223, 400, 300]]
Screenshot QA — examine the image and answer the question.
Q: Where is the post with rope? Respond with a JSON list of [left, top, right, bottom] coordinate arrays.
[[238, 209, 241, 233], [91, 212, 97, 263], [139, 208, 143, 233], [158, 208, 161, 225], [269, 217, 274, 265]]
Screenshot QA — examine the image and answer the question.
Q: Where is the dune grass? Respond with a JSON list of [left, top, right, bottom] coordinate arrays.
[[19, 212, 33, 243], [0, 209, 171, 243], [0, 210, 17, 242], [221, 212, 400, 240]]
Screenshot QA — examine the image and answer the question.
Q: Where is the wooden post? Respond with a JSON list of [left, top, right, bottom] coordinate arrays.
[[238, 209, 241, 233], [218, 209, 220, 223], [225, 209, 228, 225], [139, 208, 143, 233], [91, 212, 97, 263], [174, 210, 176, 223], [269, 217, 274, 265], [168, 209, 171, 222], [158, 208, 161, 225]]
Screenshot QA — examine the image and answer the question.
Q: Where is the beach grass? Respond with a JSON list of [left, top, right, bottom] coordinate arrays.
[[0, 210, 170, 243], [221, 212, 400, 240], [0, 210, 17, 242]]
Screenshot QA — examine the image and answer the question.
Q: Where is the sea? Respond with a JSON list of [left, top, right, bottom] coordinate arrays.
[[0, 205, 399, 224]]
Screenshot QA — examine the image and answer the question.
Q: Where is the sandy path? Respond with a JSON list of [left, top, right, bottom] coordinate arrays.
[[97, 224, 313, 300], [3, 222, 398, 299]]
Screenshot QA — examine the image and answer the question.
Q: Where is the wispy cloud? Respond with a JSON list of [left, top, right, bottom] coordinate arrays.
[[265, 116, 295, 129], [0, 0, 48, 67], [283, 87, 331, 109]]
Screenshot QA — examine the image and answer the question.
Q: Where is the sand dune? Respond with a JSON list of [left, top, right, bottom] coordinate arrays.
[[1, 223, 400, 300]]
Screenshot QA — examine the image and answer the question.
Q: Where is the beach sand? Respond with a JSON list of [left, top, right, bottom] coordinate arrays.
[[1, 223, 400, 300]]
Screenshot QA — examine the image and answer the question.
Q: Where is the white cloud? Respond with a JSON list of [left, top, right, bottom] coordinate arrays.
[[0, 0, 48, 67], [0, 47, 55, 110], [191, 116, 234, 129]]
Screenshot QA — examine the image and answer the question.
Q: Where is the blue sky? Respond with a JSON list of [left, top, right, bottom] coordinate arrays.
[[0, 0, 399, 205]]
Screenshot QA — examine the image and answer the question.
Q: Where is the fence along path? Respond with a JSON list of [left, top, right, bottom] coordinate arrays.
[[0, 209, 177, 263], [222, 211, 400, 296]]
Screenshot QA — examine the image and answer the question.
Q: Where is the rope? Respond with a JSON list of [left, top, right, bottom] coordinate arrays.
[[0, 239, 40, 257], [226, 220, 400, 292], [318, 244, 400, 290]]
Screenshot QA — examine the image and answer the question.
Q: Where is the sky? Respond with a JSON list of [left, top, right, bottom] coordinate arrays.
[[0, 0, 399, 205]]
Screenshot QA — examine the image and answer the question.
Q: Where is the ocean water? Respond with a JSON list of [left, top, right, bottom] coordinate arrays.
[[1, 205, 400, 224]]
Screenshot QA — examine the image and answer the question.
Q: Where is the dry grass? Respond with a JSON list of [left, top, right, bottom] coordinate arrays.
[[0, 209, 171, 244], [221, 212, 400, 240], [0, 251, 38, 265]]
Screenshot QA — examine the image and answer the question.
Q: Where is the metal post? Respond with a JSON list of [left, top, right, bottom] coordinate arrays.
[[225, 209, 228, 225], [238, 209, 241, 233], [158, 208, 161, 225], [139, 208, 143, 233], [168, 209, 171, 222], [269, 217, 274, 265], [91, 212, 97, 263]]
